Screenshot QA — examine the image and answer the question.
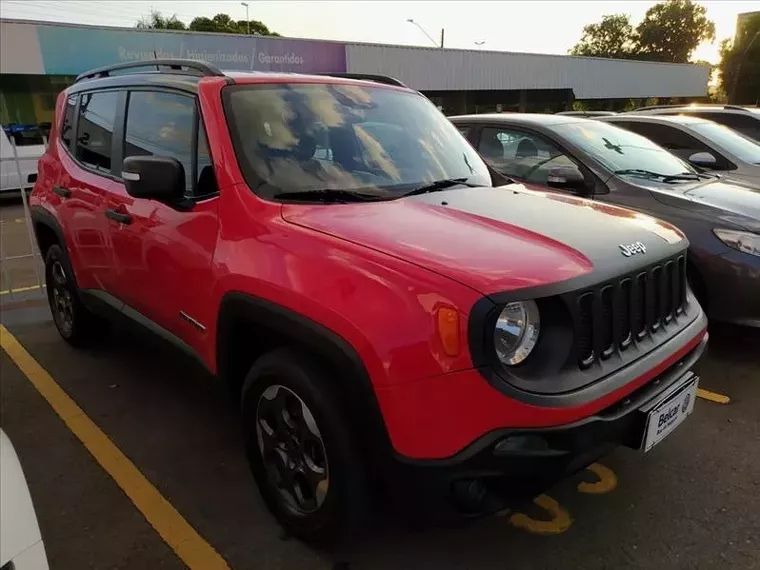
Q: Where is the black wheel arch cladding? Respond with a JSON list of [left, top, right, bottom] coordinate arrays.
[[216, 292, 394, 464]]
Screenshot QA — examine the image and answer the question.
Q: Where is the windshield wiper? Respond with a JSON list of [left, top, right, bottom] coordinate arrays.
[[614, 169, 699, 183], [401, 178, 481, 198], [274, 189, 390, 203]]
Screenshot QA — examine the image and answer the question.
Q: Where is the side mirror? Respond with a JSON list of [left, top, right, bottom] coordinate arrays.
[[122, 156, 185, 201], [688, 151, 717, 168], [547, 166, 588, 193]]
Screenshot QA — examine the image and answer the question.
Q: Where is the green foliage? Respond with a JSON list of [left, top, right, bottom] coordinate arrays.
[[718, 13, 760, 104], [136, 11, 186, 30], [636, 0, 715, 62], [569, 14, 638, 59], [136, 11, 279, 36], [569, 0, 715, 64]]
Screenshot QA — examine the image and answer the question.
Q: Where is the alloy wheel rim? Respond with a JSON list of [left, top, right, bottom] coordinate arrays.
[[256, 384, 329, 516], [50, 261, 74, 334]]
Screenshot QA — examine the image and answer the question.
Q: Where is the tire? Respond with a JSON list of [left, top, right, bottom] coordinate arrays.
[[241, 348, 369, 547], [45, 244, 107, 347]]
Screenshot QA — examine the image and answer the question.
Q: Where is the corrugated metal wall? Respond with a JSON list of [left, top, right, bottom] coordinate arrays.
[[346, 44, 709, 99]]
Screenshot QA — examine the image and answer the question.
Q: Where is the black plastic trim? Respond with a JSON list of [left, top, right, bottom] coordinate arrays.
[[79, 289, 211, 373], [30, 206, 67, 255], [216, 292, 394, 460], [76, 59, 225, 83]]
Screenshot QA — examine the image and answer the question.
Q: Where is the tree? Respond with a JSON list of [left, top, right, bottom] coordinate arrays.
[[569, 1, 716, 64], [136, 11, 279, 36], [188, 13, 279, 35], [718, 13, 760, 104], [136, 10, 186, 30], [636, 0, 715, 63], [569, 14, 638, 59]]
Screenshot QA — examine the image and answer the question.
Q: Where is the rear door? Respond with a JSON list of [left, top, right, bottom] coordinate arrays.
[[106, 88, 220, 351], [52, 90, 122, 291]]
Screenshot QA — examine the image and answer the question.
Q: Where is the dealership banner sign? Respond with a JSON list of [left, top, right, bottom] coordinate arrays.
[[0, 21, 347, 75]]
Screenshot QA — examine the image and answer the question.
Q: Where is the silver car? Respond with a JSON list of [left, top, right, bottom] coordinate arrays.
[[598, 115, 760, 188]]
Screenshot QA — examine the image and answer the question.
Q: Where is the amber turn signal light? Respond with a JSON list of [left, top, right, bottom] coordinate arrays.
[[436, 307, 460, 357]]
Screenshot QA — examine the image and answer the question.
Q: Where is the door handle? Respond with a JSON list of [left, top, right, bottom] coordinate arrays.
[[105, 208, 132, 225], [53, 186, 71, 198]]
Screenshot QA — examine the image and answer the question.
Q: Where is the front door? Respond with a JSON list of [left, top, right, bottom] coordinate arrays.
[[105, 89, 220, 355]]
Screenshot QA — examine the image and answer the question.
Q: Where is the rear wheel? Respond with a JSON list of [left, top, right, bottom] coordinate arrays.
[[45, 244, 107, 346], [241, 349, 368, 546]]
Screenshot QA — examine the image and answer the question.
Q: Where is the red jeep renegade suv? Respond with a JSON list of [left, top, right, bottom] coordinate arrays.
[[30, 60, 708, 544]]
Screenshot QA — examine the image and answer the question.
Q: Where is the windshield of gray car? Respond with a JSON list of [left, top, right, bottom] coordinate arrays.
[[551, 121, 698, 179], [224, 83, 492, 200], [689, 122, 760, 164]]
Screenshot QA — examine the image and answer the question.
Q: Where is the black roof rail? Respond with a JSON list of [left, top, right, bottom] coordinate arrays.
[[634, 103, 751, 113], [315, 72, 407, 88], [75, 59, 225, 83], [633, 104, 685, 111]]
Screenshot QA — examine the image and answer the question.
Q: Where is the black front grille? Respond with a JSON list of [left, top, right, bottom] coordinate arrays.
[[574, 253, 688, 369]]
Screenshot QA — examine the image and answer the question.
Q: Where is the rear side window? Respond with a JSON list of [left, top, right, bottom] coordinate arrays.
[[75, 91, 119, 173], [60, 95, 76, 148], [691, 112, 760, 142], [124, 90, 216, 197]]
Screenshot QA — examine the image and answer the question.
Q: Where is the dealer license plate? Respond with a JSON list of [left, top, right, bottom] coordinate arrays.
[[642, 374, 699, 452]]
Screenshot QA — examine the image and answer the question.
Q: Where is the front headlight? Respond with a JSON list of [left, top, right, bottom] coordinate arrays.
[[494, 300, 540, 365], [713, 229, 760, 257]]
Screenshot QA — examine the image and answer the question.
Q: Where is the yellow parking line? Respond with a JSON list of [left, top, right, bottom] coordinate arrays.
[[0, 284, 43, 296], [0, 325, 230, 570], [697, 388, 731, 405]]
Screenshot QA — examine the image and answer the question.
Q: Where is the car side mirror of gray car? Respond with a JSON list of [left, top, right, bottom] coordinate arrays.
[[546, 166, 589, 194], [688, 151, 717, 168]]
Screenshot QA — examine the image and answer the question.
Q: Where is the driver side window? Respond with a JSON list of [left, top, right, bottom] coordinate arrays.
[[477, 127, 574, 185]]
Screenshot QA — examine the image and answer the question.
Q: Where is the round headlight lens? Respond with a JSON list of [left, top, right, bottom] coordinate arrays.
[[494, 300, 540, 365]]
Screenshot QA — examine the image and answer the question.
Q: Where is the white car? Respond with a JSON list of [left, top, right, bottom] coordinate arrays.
[[0, 429, 49, 570], [1, 128, 45, 193]]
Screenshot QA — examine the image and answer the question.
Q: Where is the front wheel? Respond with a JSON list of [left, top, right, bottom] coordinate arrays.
[[241, 349, 369, 546]]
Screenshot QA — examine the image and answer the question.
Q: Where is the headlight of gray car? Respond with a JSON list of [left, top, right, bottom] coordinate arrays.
[[494, 300, 540, 365], [713, 229, 760, 257]]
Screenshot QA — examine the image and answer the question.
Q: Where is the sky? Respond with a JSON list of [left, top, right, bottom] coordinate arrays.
[[0, 0, 756, 64]]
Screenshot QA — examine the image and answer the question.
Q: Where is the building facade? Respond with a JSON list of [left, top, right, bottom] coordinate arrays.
[[1, 19, 710, 126]]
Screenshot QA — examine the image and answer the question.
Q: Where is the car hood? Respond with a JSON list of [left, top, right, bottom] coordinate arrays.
[[282, 185, 687, 295], [646, 178, 760, 232]]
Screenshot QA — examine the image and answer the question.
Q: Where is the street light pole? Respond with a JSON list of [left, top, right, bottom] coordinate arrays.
[[241, 2, 250, 35], [406, 19, 444, 48]]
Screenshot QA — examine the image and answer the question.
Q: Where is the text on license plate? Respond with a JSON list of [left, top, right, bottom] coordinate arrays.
[[643, 375, 699, 452]]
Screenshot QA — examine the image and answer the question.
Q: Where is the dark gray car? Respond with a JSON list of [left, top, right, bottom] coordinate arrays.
[[598, 114, 760, 188], [451, 113, 760, 328]]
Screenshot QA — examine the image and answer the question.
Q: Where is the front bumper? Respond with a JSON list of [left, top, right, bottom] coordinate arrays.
[[700, 249, 760, 327], [386, 331, 707, 518]]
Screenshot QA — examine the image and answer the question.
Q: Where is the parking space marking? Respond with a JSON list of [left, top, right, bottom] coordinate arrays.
[[577, 463, 617, 494], [0, 284, 43, 296], [507, 494, 573, 535], [697, 388, 731, 404], [0, 325, 231, 570]]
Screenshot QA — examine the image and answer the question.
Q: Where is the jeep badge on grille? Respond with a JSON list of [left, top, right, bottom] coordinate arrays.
[[619, 242, 647, 257]]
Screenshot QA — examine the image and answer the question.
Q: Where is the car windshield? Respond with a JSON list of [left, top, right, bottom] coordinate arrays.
[[689, 121, 760, 164], [551, 121, 697, 179], [224, 83, 491, 199]]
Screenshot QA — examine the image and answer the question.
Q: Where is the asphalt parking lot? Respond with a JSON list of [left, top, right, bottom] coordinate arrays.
[[1, 200, 759, 570]]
